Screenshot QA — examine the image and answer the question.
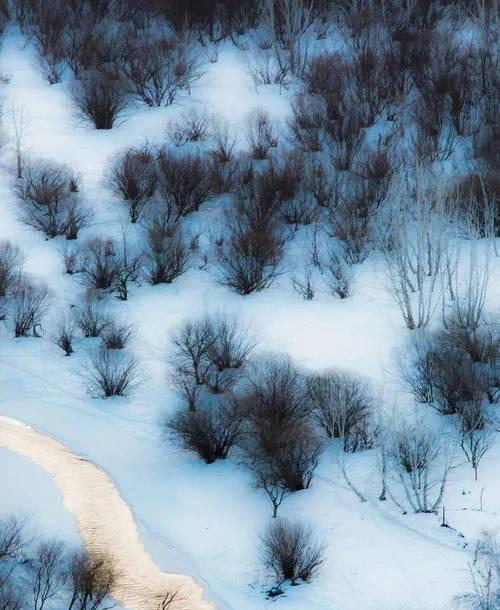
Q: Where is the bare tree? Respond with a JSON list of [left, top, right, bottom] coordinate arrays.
[[78, 238, 118, 292], [66, 551, 116, 610], [25, 540, 67, 610], [213, 206, 285, 295]]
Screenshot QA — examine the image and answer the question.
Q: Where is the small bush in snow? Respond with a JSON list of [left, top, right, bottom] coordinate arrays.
[[0, 240, 24, 299], [74, 296, 110, 338], [11, 277, 50, 338], [169, 398, 244, 464], [156, 148, 213, 222], [101, 321, 134, 350], [144, 220, 191, 285], [108, 146, 157, 223], [71, 69, 130, 129], [16, 159, 91, 239], [260, 520, 326, 590], [84, 348, 139, 398], [245, 109, 278, 160], [306, 369, 374, 451], [54, 315, 77, 356], [170, 314, 254, 408]]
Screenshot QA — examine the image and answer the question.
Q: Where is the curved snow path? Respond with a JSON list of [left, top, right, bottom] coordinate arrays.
[[0, 416, 215, 610]]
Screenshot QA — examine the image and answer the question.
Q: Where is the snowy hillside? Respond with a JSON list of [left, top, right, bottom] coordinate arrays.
[[0, 2, 499, 610]]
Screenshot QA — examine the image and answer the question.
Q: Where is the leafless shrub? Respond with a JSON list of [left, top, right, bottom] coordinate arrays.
[[66, 550, 116, 610], [387, 418, 454, 512], [292, 264, 315, 300], [455, 173, 499, 237], [72, 69, 131, 129], [16, 159, 90, 239], [260, 520, 326, 589], [108, 146, 157, 223], [74, 296, 110, 338], [412, 94, 459, 163], [456, 534, 500, 610], [245, 109, 279, 159], [84, 348, 139, 398], [112, 231, 143, 301], [399, 332, 437, 404], [380, 172, 447, 330], [240, 356, 321, 506], [78, 238, 118, 292], [209, 118, 237, 164], [327, 112, 364, 172], [144, 219, 191, 285], [0, 241, 24, 298], [156, 149, 213, 222], [102, 321, 134, 350], [306, 369, 373, 451], [169, 397, 244, 463], [325, 251, 354, 298], [53, 316, 77, 356], [121, 34, 205, 107], [169, 107, 211, 147], [326, 182, 376, 265], [214, 200, 286, 294], [29, 1, 67, 84], [170, 314, 254, 407], [11, 277, 49, 338], [248, 49, 290, 88], [288, 94, 324, 153], [459, 404, 494, 480]]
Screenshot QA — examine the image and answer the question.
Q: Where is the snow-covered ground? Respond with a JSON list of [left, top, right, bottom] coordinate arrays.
[[1, 25, 499, 610]]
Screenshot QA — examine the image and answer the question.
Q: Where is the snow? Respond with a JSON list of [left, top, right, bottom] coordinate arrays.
[[0, 24, 499, 610]]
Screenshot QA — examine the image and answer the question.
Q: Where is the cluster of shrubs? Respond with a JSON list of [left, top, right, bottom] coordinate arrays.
[[167, 313, 374, 515]]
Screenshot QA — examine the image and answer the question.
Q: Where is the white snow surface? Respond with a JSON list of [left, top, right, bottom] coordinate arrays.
[[0, 25, 499, 610]]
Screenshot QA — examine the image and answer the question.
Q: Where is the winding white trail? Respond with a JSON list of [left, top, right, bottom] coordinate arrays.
[[0, 416, 215, 610]]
